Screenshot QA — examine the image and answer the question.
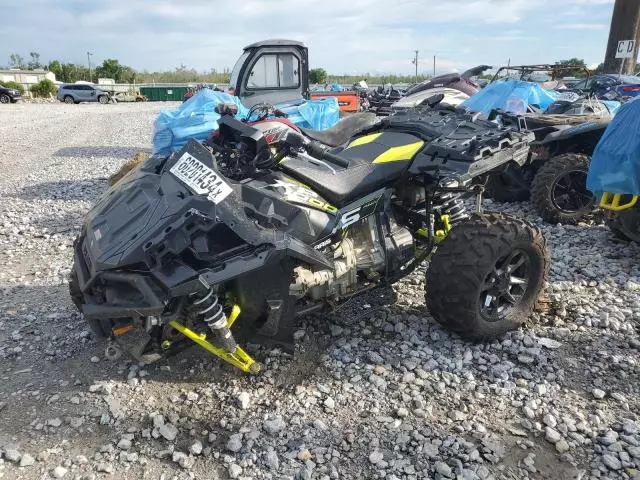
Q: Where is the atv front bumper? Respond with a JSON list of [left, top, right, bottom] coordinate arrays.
[[599, 192, 639, 211], [73, 237, 165, 320]]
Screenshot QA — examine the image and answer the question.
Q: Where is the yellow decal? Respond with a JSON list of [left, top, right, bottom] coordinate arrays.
[[346, 133, 382, 149], [269, 179, 337, 214], [372, 141, 425, 164]]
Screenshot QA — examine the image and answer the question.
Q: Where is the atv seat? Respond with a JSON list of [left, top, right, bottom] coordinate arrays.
[[281, 131, 423, 207], [299, 112, 379, 147]]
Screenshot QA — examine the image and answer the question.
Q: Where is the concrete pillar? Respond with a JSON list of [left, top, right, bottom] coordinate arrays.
[[603, 0, 640, 74]]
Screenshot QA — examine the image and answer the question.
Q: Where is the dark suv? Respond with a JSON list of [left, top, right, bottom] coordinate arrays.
[[56, 84, 111, 104], [0, 85, 22, 104]]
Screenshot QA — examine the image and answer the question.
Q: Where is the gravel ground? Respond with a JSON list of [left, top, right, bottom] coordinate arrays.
[[0, 102, 639, 480]]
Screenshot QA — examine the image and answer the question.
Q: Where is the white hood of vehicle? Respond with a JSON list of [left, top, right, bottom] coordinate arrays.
[[392, 87, 470, 108]]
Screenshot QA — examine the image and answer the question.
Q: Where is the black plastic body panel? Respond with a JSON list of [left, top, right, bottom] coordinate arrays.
[[74, 140, 334, 320]]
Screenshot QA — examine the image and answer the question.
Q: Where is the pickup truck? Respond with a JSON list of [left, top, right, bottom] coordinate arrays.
[[229, 39, 360, 112]]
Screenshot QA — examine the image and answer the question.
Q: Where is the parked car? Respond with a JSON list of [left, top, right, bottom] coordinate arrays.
[[0, 85, 22, 104], [56, 84, 111, 104], [571, 74, 640, 98], [113, 92, 147, 102]]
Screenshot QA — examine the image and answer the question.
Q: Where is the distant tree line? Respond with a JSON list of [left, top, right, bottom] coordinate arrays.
[[6, 52, 637, 88]]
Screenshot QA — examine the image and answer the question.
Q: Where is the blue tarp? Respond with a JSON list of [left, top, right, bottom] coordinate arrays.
[[277, 97, 340, 130], [587, 98, 640, 199], [461, 79, 558, 115], [153, 90, 340, 156], [153, 90, 248, 156], [328, 83, 345, 92]]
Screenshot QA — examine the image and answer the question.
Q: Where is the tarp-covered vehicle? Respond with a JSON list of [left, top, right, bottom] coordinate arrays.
[[587, 98, 640, 241]]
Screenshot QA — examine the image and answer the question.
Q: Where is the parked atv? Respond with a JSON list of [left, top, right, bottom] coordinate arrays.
[[587, 98, 640, 242], [485, 89, 619, 224], [70, 103, 548, 373], [368, 86, 404, 116]]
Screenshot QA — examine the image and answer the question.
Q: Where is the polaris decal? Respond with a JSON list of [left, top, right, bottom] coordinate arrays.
[[268, 180, 338, 214]]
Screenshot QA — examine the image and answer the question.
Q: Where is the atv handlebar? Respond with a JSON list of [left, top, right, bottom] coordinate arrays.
[[284, 131, 350, 169], [305, 141, 350, 169]]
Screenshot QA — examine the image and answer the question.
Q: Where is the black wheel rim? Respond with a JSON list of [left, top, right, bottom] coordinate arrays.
[[480, 249, 529, 320], [550, 170, 594, 214]]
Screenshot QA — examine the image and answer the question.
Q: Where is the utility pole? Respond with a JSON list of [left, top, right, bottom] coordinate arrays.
[[603, 0, 640, 74], [87, 52, 93, 83], [433, 55, 436, 76], [412, 50, 419, 82]]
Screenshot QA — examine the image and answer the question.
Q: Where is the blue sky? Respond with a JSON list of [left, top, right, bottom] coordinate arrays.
[[0, 0, 615, 75]]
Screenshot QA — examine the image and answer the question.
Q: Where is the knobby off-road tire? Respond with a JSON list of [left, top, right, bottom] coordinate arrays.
[[531, 153, 595, 225], [426, 213, 549, 340]]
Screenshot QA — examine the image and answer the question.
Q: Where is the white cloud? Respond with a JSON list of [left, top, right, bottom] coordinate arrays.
[[558, 23, 608, 30], [0, 0, 615, 74]]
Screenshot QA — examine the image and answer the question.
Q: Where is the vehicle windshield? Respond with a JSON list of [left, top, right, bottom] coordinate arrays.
[[230, 51, 250, 90], [619, 75, 640, 84]]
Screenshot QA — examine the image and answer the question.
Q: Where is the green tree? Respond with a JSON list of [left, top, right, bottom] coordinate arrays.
[[95, 58, 137, 83], [555, 58, 588, 78], [47, 60, 63, 80], [120, 65, 137, 83], [30, 79, 57, 97], [309, 68, 328, 84], [95, 58, 122, 81], [28, 52, 42, 70], [9, 53, 25, 69], [0, 81, 25, 95]]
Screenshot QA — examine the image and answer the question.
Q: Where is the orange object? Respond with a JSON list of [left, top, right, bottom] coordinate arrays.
[[310, 91, 360, 113], [112, 324, 134, 336]]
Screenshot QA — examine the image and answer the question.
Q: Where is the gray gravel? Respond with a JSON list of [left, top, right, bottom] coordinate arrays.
[[0, 102, 639, 479]]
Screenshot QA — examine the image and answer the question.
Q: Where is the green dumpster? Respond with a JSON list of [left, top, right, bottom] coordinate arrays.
[[139, 86, 188, 101]]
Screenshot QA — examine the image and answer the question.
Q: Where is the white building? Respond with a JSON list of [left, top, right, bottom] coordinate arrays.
[[0, 69, 56, 91]]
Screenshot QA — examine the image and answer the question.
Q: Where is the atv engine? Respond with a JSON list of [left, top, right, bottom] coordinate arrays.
[[290, 215, 414, 301]]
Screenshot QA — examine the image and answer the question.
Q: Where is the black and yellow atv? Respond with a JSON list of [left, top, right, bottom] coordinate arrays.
[[70, 104, 549, 373]]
